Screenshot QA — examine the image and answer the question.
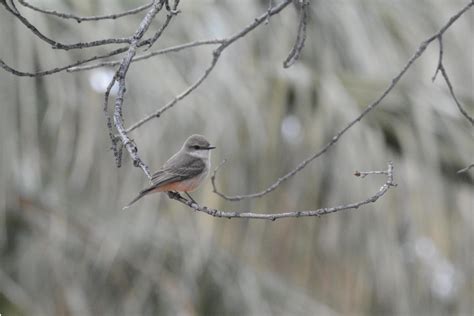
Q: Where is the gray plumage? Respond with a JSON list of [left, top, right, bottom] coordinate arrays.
[[123, 135, 214, 209], [151, 154, 206, 187]]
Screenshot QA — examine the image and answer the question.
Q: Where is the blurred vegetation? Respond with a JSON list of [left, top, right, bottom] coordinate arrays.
[[0, 0, 473, 315]]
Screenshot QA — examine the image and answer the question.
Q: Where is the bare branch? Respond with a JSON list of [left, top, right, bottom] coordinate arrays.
[[103, 73, 121, 167], [17, 0, 153, 23], [265, 0, 274, 24], [457, 163, 474, 174], [283, 0, 309, 68], [432, 36, 474, 125], [431, 36, 445, 81], [0, 46, 129, 77], [211, 0, 473, 201], [145, 0, 180, 50], [2, 0, 132, 50], [66, 39, 225, 73], [1, 0, 470, 216], [110, 0, 168, 178], [0, 0, 291, 142], [124, 0, 293, 134], [354, 169, 389, 178], [0, 32, 210, 77], [169, 162, 395, 221], [210, 159, 227, 189], [125, 49, 220, 133], [0, 1, 183, 77]]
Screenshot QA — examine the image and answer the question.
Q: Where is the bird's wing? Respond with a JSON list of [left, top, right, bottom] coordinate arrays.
[[123, 154, 205, 209], [151, 154, 206, 187]]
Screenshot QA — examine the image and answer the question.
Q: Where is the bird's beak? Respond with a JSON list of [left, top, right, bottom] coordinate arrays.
[[206, 146, 216, 150]]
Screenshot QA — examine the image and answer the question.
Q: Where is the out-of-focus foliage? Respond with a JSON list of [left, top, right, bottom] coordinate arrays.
[[0, 0, 472, 315]]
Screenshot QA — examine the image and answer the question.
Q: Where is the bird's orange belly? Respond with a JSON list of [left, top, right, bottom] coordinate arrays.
[[154, 176, 203, 193]]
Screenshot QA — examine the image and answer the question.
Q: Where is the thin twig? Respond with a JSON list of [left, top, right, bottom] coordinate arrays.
[[211, 0, 474, 201], [17, 0, 153, 23], [0, 46, 129, 77], [66, 39, 225, 72], [145, 0, 180, 50], [432, 36, 474, 125], [354, 170, 388, 178], [0, 37, 218, 78], [125, 50, 220, 133], [457, 163, 474, 174], [265, 0, 274, 24], [169, 162, 395, 221], [124, 0, 293, 134], [0, 37, 217, 77], [210, 159, 227, 187], [2, 0, 132, 50], [283, 0, 309, 68], [431, 36, 444, 81]]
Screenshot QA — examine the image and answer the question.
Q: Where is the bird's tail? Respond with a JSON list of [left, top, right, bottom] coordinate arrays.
[[122, 187, 154, 210]]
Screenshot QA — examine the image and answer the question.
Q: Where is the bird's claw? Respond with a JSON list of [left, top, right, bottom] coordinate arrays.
[[167, 191, 182, 199]]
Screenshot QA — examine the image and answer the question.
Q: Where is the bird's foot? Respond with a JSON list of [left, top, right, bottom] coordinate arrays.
[[167, 191, 183, 200]]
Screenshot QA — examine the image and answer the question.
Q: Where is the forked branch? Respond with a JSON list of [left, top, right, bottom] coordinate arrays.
[[211, 0, 474, 201], [107, 0, 169, 178], [1, 0, 471, 216], [17, 0, 153, 23], [432, 36, 473, 125], [123, 0, 294, 134], [169, 162, 395, 221]]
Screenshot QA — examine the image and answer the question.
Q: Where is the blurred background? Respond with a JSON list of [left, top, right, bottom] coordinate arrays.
[[0, 0, 473, 315]]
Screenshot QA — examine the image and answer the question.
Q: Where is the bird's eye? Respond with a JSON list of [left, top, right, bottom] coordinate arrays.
[[192, 145, 200, 150]]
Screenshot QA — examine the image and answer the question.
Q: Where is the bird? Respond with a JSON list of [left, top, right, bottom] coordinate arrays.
[[123, 134, 215, 209]]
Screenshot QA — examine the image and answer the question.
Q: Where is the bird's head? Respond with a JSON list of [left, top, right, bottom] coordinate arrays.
[[183, 134, 215, 154]]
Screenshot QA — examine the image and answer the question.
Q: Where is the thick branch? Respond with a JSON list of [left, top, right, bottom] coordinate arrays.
[[110, 0, 168, 178], [103, 73, 121, 167], [211, 0, 474, 201], [168, 162, 395, 221]]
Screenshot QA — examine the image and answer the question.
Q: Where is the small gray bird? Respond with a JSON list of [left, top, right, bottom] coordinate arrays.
[[123, 134, 215, 209]]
